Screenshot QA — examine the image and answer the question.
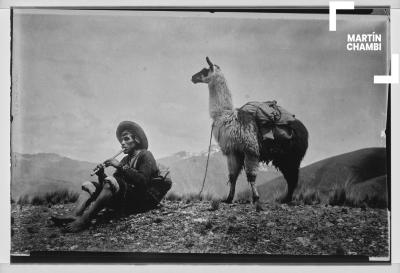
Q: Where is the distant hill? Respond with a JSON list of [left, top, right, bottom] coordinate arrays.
[[13, 148, 387, 207], [11, 153, 97, 200], [254, 148, 388, 207], [11, 148, 281, 201]]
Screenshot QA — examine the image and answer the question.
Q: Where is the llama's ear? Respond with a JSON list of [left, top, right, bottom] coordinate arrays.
[[206, 56, 214, 71]]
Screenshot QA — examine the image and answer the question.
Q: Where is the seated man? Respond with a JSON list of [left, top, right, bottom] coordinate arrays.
[[52, 121, 170, 232]]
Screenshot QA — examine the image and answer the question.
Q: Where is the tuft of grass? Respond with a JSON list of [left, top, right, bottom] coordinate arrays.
[[165, 192, 182, 202], [16, 194, 31, 206], [296, 189, 321, 205], [183, 193, 202, 203], [235, 191, 252, 204], [17, 189, 79, 206], [209, 199, 220, 211], [328, 187, 347, 206], [346, 194, 387, 209], [360, 195, 387, 208], [31, 195, 45, 206], [272, 190, 285, 203], [200, 193, 215, 201]]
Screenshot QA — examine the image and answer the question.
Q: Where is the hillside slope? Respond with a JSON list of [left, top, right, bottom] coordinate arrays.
[[11, 153, 97, 200], [255, 148, 387, 207]]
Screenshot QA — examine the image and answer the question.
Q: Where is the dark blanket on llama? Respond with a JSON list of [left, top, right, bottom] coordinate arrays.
[[239, 101, 296, 141]]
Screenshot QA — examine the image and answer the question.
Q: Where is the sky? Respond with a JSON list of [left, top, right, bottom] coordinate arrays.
[[11, 9, 388, 165]]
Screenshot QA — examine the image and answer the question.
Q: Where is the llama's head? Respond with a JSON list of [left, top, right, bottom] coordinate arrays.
[[191, 57, 221, 84]]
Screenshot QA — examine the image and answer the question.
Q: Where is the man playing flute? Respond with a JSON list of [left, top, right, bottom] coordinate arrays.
[[52, 121, 170, 232]]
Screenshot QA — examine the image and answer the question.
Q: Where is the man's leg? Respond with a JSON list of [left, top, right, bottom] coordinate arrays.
[[65, 182, 115, 232], [51, 181, 98, 225], [73, 181, 100, 216], [71, 191, 92, 217]]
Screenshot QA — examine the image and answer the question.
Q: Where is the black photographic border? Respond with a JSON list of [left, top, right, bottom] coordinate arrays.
[[9, 6, 391, 264]]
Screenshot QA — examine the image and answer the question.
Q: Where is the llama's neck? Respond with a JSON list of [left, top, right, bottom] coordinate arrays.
[[208, 73, 233, 120]]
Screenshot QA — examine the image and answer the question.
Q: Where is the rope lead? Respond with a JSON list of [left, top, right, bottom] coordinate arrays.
[[198, 123, 214, 198]]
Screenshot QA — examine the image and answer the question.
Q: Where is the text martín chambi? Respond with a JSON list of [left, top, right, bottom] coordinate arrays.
[[346, 33, 382, 51]]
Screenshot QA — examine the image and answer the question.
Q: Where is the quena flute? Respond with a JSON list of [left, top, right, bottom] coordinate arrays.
[[90, 149, 124, 176]]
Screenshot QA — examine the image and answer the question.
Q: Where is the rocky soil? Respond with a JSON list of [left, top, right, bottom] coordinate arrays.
[[11, 201, 389, 257]]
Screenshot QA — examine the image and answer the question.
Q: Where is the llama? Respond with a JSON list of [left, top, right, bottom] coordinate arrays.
[[191, 57, 309, 210]]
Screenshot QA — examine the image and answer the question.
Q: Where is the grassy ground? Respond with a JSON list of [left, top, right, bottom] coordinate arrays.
[[16, 189, 79, 206], [11, 200, 389, 257]]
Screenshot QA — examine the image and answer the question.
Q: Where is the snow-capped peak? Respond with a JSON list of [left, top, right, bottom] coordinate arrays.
[[200, 144, 221, 156]]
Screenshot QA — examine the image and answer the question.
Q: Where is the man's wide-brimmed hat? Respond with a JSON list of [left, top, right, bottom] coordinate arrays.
[[116, 121, 148, 150]]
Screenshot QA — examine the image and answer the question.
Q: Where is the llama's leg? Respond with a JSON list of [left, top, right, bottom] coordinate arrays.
[[224, 153, 243, 203], [244, 154, 263, 211], [280, 162, 300, 204]]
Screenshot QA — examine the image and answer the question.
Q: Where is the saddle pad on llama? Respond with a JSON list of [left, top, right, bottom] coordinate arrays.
[[239, 101, 296, 141]]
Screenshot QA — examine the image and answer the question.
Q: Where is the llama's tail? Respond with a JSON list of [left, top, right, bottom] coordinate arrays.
[[287, 119, 309, 162]]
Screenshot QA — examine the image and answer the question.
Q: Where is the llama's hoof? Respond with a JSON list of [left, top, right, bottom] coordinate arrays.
[[255, 201, 264, 212], [279, 196, 293, 204], [222, 198, 233, 204]]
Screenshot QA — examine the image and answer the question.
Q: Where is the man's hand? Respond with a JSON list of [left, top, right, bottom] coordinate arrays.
[[104, 158, 121, 169], [95, 163, 105, 177]]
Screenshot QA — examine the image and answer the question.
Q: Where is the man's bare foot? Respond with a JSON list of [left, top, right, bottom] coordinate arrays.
[[63, 218, 89, 233], [51, 215, 78, 226]]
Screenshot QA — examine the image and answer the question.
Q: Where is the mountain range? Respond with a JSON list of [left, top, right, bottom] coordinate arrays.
[[157, 145, 281, 198], [11, 146, 388, 207]]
